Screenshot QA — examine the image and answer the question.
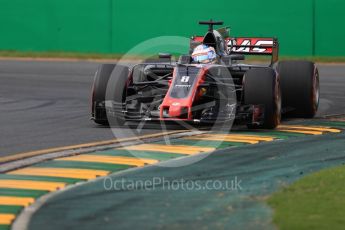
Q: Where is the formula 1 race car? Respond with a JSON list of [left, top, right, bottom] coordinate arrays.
[[91, 20, 319, 129]]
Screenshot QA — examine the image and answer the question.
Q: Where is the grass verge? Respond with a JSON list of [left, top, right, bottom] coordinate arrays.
[[268, 165, 345, 230]]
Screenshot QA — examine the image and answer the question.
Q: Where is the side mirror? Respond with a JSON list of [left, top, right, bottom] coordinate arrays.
[[159, 53, 172, 59], [230, 54, 245, 61]]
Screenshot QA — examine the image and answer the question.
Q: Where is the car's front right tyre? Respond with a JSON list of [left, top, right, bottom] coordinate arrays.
[[244, 68, 281, 129]]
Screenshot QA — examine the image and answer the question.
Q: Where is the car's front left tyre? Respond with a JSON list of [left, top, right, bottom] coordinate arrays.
[[91, 64, 128, 126], [91, 64, 116, 125]]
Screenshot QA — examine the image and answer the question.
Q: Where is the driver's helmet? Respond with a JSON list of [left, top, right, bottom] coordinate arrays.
[[192, 44, 217, 64]]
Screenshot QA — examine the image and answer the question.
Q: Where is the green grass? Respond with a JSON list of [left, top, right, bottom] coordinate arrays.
[[1, 50, 345, 63], [268, 165, 345, 230]]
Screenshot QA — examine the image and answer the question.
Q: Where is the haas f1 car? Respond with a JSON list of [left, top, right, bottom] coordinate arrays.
[[91, 20, 319, 129]]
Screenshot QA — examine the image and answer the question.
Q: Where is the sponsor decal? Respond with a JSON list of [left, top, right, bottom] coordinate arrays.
[[175, 85, 191, 88], [228, 38, 274, 53]]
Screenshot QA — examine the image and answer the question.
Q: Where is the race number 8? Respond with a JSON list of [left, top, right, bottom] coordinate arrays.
[[181, 76, 190, 83]]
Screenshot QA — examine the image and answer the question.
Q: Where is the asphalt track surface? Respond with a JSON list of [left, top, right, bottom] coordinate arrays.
[[0, 60, 157, 157], [0, 60, 344, 157]]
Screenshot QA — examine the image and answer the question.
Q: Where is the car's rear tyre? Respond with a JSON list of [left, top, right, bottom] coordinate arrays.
[[92, 64, 116, 125], [278, 61, 319, 118], [244, 68, 281, 129]]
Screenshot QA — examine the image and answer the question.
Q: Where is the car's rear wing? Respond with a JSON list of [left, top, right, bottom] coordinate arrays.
[[190, 36, 279, 64], [227, 37, 279, 63]]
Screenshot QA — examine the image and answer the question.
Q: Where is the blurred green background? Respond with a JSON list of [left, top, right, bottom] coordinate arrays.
[[0, 0, 344, 56]]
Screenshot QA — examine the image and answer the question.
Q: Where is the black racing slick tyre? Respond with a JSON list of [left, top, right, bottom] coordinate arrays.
[[278, 61, 319, 118], [244, 68, 281, 129], [92, 64, 116, 125], [91, 64, 128, 126], [105, 65, 129, 127]]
